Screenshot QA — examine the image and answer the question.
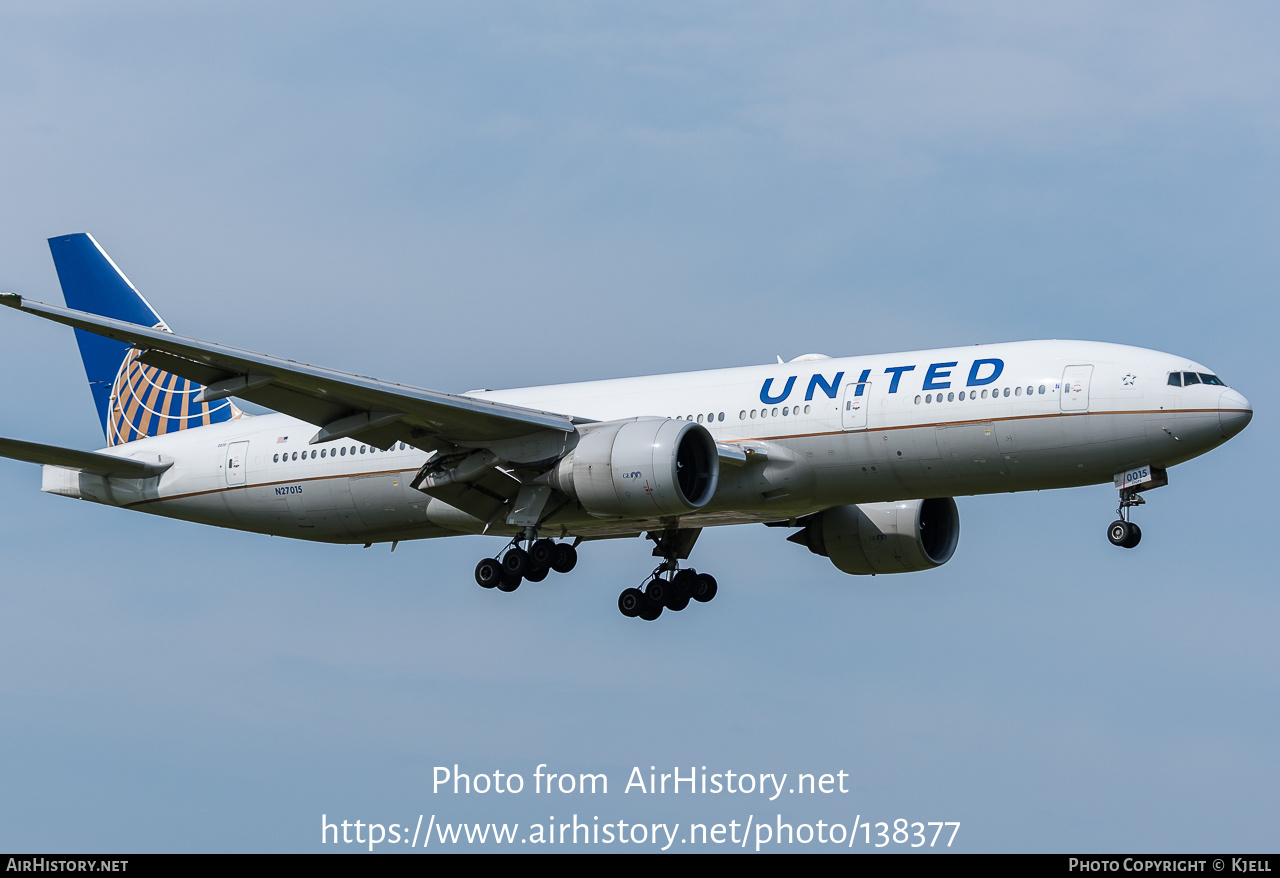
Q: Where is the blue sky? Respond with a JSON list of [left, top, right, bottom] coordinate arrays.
[[0, 2, 1275, 852]]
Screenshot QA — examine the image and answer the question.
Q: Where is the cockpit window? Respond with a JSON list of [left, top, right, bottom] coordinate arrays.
[[1198, 373, 1226, 386], [1168, 373, 1182, 387], [1182, 372, 1201, 385]]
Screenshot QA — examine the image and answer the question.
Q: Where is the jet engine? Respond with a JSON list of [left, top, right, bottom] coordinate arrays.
[[549, 419, 719, 518], [788, 498, 960, 575]]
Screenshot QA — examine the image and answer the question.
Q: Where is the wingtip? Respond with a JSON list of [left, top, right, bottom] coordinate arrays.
[[0, 292, 22, 308]]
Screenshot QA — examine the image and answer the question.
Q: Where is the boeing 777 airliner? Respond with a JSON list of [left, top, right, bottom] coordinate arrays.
[[0, 234, 1253, 620]]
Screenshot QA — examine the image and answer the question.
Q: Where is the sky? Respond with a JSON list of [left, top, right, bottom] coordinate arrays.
[[0, 2, 1276, 853]]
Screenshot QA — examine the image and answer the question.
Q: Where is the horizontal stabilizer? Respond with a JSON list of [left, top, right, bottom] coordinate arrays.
[[0, 436, 171, 478]]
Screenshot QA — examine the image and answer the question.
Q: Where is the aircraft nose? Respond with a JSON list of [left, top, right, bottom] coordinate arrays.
[[1218, 389, 1253, 439]]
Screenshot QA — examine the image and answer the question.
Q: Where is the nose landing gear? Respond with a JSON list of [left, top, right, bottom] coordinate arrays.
[[1106, 465, 1169, 549], [1107, 486, 1147, 549]]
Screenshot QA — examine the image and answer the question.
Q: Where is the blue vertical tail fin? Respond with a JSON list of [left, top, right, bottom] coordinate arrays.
[[48, 233, 243, 446]]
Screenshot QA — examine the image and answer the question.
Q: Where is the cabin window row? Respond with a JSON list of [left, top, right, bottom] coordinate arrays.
[[912, 386, 1046, 405], [272, 441, 411, 464], [739, 405, 811, 420]]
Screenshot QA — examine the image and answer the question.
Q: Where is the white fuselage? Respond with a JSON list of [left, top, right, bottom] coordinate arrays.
[[42, 340, 1251, 544]]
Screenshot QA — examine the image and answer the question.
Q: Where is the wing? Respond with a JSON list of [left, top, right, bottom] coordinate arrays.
[[0, 293, 578, 450]]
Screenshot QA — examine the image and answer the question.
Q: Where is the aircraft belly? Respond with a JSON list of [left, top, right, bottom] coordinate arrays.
[[350, 471, 425, 529]]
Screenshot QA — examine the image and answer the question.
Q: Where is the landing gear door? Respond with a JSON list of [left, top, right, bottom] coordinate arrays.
[[1060, 365, 1093, 413], [225, 441, 249, 487], [840, 380, 870, 431]]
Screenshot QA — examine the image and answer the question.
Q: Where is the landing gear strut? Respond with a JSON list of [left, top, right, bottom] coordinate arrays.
[[618, 527, 719, 621], [474, 532, 577, 593]]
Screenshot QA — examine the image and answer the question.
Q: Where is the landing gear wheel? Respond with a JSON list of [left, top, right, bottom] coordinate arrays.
[[637, 598, 663, 621], [497, 572, 521, 593], [618, 588, 644, 618], [1107, 520, 1130, 547], [475, 558, 503, 589], [671, 569, 698, 599], [666, 593, 691, 612], [644, 577, 668, 606], [525, 565, 549, 582], [551, 543, 578, 574], [1122, 523, 1142, 549], [693, 573, 718, 603], [529, 539, 555, 568], [502, 547, 531, 579]]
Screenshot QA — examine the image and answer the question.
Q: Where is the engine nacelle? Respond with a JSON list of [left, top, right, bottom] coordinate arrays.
[[790, 498, 960, 575], [550, 419, 719, 518]]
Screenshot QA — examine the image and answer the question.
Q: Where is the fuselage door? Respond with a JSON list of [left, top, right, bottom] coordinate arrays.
[[840, 380, 870, 431], [1060, 365, 1094, 413], [225, 441, 249, 487]]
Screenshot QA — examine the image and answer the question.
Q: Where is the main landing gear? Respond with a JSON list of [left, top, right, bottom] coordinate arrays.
[[617, 526, 719, 621], [474, 534, 578, 593], [617, 563, 718, 622]]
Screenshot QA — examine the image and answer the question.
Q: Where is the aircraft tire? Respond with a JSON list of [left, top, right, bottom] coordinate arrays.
[[671, 569, 698, 598], [502, 548, 531, 579], [1107, 521, 1130, 547], [525, 565, 549, 582], [644, 577, 668, 606], [693, 573, 718, 602], [475, 558, 503, 589], [1122, 523, 1142, 549], [551, 544, 578, 574], [530, 539, 555, 568], [497, 573, 521, 593], [637, 599, 663, 621], [618, 588, 644, 617]]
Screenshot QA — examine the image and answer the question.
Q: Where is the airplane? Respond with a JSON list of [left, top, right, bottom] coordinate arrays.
[[0, 233, 1253, 621]]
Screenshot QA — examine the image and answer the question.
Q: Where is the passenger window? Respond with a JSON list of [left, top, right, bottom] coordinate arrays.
[[804, 406, 810, 414], [1038, 385, 1045, 394], [739, 410, 746, 420], [1015, 387, 1022, 396], [718, 412, 724, 422], [340, 447, 346, 456], [273, 454, 279, 463], [981, 390, 987, 399], [750, 410, 757, 419]]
